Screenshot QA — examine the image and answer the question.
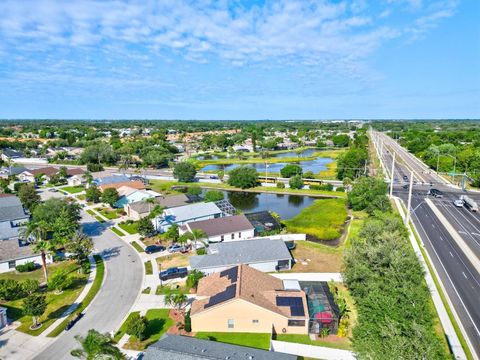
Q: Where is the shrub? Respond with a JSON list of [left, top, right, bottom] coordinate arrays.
[[276, 182, 285, 189], [16, 261, 37, 273], [13, 182, 26, 192], [204, 189, 224, 202], [280, 164, 303, 178], [288, 175, 304, 189], [0, 279, 25, 301], [22, 279, 40, 295], [87, 163, 104, 172], [310, 183, 333, 191], [227, 166, 258, 189], [196, 248, 206, 255], [336, 186, 345, 192], [125, 312, 148, 340], [303, 170, 315, 179], [186, 270, 204, 289], [187, 186, 202, 196], [184, 310, 192, 332]]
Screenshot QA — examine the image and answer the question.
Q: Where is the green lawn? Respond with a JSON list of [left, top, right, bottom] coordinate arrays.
[[111, 227, 125, 236], [119, 222, 139, 234], [275, 334, 353, 351], [0, 261, 73, 283], [155, 282, 192, 295], [61, 185, 85, 194], [0, 261, 89, 336], [123, 309, 173, 350], [284, 198, 348, 240], [144, 261, 153, 275], [47, 256, 105, 337], [195, 332, 271, 350], [76, 194, 86, 201], [98, 207, 123, 220], [131, 241, 144, 253], [114, 311, 140, 342], [344, 210, 368, 248]]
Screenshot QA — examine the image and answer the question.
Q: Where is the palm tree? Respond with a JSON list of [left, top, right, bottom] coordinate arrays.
[[145, 197, 156, 214], [84, 171, 93, 186], [187, 228, 207, 249], [164, 291, 188, 312], [71, 329, 125, 359], [21, 220, 51, 283]]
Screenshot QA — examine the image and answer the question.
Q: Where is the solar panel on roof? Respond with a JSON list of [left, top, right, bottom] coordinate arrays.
[[219, 267, 238, 282], [276, 296, 305, 316], [290, 306, 305, 316], [205, 284, 237, 308]]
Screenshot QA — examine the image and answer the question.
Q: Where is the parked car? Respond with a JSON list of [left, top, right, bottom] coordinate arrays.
[[453, 199, 464, 208], [66, 312, 84, 331], [427, 188, 443, 198], [209, 175, 218, 179], [145, 245, 166, 254], [403, 175, 408, 181], [167, 244, 186, 253], [48, 188, 58, 192], [159, 267, 188, 281]]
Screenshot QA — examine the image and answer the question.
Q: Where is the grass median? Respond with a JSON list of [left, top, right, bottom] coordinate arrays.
[[47, 255, 105, 337]]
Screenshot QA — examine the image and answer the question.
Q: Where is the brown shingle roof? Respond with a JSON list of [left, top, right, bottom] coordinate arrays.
[[186, 214, 254, 237], [66, 168, 85, 176], [99, 181, 145, 192], [28, 167, 58, 176], [191, 264, 308, 319]]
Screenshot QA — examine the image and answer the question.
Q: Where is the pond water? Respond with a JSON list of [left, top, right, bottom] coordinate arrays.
[[197, 148, 317, 161], [212, 190, 316, 219], [201, 156, 333, 174]]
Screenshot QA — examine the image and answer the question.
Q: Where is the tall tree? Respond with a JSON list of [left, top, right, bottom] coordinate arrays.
[[71, 329, 125, 359], [173, 162, 197, 182], [17, 183, 40, 212], [23, 293, 47, 329], [101, 188, 119, 207]]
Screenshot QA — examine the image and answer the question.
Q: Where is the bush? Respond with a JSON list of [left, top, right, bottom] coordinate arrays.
[[227, 166, 258, 189], [173, 162, 197, 182], [187, 186, 202, 196], [204, 189, 224, 202], [186, 270, 204, 289], [125, 312, 148, 340], [13, 182, 26, 192], [309, 183, 333, 191], [196, 248, 206, 255], [16, 261, 37, 273], [303, 170, 315, 179], [280, 164, 303, 178], [48, 270, 73, 292], [348, 177, 388, 211], [184, 310, 192, 332], [336, 186, 345, 192], [276, 182, 285, 189], [0, 279, 25, 301], [288, 175, 304, 189], [22, 279, 40, 295], [87, 163, 104, 172]]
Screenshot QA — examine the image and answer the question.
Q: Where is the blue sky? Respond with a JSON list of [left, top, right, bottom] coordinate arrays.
[[0, 0, 478, 120]]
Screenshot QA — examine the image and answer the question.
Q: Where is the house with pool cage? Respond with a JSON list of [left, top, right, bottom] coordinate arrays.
[[301, 281, 340, 334]]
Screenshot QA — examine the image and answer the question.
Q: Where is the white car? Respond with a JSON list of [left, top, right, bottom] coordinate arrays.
[[453, 199, 464, 208]]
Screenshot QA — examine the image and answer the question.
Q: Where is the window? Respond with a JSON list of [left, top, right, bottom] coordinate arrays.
[[238, 232, 241, 238], [288, 320, 305, 327], [220, 235, 224, 242], [8, 261, 16, 269], [227, 319, 235, 329], [252, 319, 259, 324], [231, 233, 234, 240]]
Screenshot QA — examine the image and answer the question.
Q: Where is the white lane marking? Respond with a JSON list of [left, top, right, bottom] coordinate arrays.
[[458, 231, 468, 235], [472, 233, 480, 237], [432, 223, 435, 228], [463, 272, 468, 279], [449, 251, 454, 257]]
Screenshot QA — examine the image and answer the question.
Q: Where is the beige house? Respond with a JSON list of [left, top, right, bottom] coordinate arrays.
[[191, 264, 308, 335]]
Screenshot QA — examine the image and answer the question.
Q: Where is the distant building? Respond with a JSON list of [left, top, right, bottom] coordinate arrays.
[[191, 265, 308, 334], [180, 214, 254, 243], [144, 334, 296, 360], [114, 186, 160, 208], [0, 195, 29, 241], [18, 167, 58, 183], [125, 194, 193, 220], [189, 238, 292, 274], [1, 148, 24, 162]]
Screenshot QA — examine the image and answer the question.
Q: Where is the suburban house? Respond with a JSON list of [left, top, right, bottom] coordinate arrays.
[[1, 148, 24, 162], [67, 173, 87, 186], [191, 265, 309, 334], [0, 194, 30, 241], [0, 195, 51, 273], [114, 186, 160, 208], [152, 201, 224, 233], [179, 214, 254, 243], [98, 180, 146, 192], [18, 167, 58, 183], [125, 194, 193, 220], [144, 334, 296, 360], [0, 166, 27, 179], [189, 238, 292, 274]]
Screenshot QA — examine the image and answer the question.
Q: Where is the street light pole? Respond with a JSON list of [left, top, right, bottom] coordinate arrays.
[[405, 170, 414, 226], [389, 152, 396, 198]]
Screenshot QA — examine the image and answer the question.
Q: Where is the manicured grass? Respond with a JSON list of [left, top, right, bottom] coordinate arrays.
[[288, 240, 343, 272], [195, 332, 271, 350], [119, 222, 139, 234], [144, 261, 153, 275], [0, 261, 74, 283], [149, 180, 346, 199], [275, 334, 353, 351], [61, 185, 84, 194], [131, 241, 145, 253], [111, 227, 125, 236], [98, 207, 123, 220], [156, 254, 190, 269], [47, 255, 105, 337], [76, 194, 86, 201], [155, 281, 191, 295], [86, 209, 96, 216], [284, 198, 348, 240], [124, 309, 173, 350], [114, 311, 140, 342], [1, 261, 89, 336]]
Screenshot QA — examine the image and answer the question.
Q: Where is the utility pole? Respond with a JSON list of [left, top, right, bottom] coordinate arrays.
[[389, 152, 396, 198], [405, 170, 414, 226]]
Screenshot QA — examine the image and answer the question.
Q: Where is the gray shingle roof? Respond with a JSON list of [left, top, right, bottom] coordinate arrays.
[[186, 214, 254, 237], [190, 239, 291, 270], [0, 196, 28, 222], [163, 202, 222, 223], [0, 239, 35, 262], [144, 334, 296, 360]]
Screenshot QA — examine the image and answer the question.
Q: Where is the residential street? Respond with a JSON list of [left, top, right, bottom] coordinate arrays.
[[34, 212, 143, 360]]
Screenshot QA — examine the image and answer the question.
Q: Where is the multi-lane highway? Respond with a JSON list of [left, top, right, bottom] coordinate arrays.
[[372, 131, 480, 358]]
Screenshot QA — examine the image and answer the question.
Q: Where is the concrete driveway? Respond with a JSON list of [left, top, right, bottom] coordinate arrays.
[[34, 211, 143, 360]]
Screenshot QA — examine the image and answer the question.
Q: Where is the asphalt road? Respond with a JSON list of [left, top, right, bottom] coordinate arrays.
[[34, 212, 143, 360], [373, 131, 480, 357]]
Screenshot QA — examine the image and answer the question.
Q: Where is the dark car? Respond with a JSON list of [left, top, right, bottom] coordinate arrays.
[[145, 245, 166, 254], [159, 267, 188, 281], [66, 312, 84, 331], [428, 188, 443, 198], [403, 175, 408, 181]]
